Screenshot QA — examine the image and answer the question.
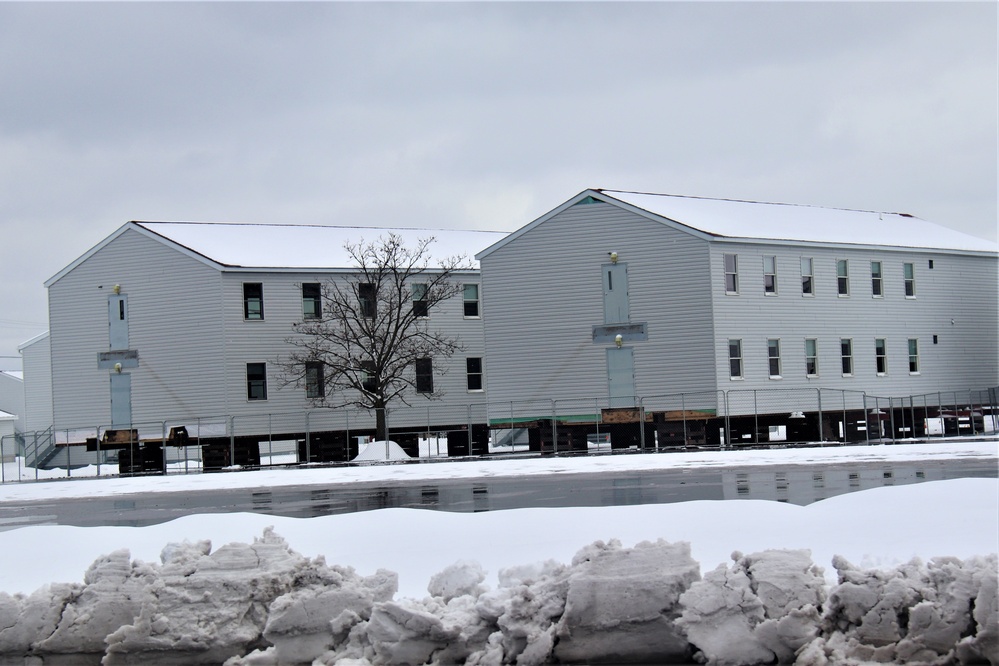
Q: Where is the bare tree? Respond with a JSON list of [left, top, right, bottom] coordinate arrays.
[[283, 233, 473, 442]]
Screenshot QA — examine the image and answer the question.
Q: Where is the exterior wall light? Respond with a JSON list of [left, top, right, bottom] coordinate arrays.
[[114, 363, 122, 373], [615, 334, 623, 348], [609, 252, 619, 264], [113, 284, 121, 294]]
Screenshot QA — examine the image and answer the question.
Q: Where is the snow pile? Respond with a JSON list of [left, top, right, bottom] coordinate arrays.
[[352, 441, 411, 462], [0, 532, 995, 665]]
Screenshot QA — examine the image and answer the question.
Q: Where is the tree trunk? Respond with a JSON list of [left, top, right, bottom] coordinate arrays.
[[375, 404, 388, 443]]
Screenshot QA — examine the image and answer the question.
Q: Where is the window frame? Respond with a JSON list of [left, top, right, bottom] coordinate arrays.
[[415, 357, 434, 394], [728, 339, 743, 380], [875, 338, 888, 376], [840, 338, 853, 376], [724, 254, 739, 294], [358, 283, 377, 319], [908, 338, 920, 374], [903, 263, 916, 298], [871, 261, 883, 298], [302, 283, 321, 320], [836, 260, 850, 297], [466, 357, 484, 392], [804, 338, 818, 377], [243, 283, 264, 320], [463, 283, 480, 318], [246, 362, 268, 401], [305, 361, 325, 399], [360, 360, 377, 392], [800, 257, 814, 296], [411, 283, 429, 318], [767, 338, 782, 379], [763, 256, 778, 295]]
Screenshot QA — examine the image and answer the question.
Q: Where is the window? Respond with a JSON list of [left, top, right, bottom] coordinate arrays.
[[246, 363, 267, 400], [360, 360, 377, 392], [763, 256, 777, 295], [243, 283, 263, 320], [358, 283, 376, 318], [875, 338, 887, 375], [928, 259, 934, 270], [412, 283, 429, 318], [463, 284, 480, 317], [800, 258, 813, 295], [904, 263, 915, 297], [767, 338, 781, 378], [840, 339, 853, 376], [804, 338, 818, 377], [836, 260, 849, 296], [724, 254, 738, 293], [728, 339, 743, 379], [415, 357, 434, 393], [305, 361, 325, 399], [466, 357, 483, 391], [871, 261, 883, 297], [302, 283, 321, 319], [908, 338, 919, 374]]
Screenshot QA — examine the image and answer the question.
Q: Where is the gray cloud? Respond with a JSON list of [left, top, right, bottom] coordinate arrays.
[[1, 1, 995, 368]]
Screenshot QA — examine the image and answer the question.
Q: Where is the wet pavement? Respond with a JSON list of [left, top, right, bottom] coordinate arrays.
[[0, 457, 994, 530]]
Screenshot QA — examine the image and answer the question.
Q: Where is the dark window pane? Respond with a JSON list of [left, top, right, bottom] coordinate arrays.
[[244, 283, 263, 320], [466, 357, 483, 390], [247, 363, 267, 400], [415, 358, 434, 393], [305, 361, 324, 399], [358, 283, 376, 318], [303, 283, 321, 319]]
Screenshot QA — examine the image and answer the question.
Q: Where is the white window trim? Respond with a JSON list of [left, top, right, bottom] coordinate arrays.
[[875, 338, 888, 377], [800, 257, 814, 298], [724, 254, 739, 295], [767, 338, 782, 379], [871, 261, 884, 299], [804, 338, 818, 378], [836, 260, 850, 298], [763, 256, 778, 296], [840, 338, 854, 377]]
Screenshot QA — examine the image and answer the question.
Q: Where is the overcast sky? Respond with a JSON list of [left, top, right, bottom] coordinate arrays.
[[1, 1, 996, 370]]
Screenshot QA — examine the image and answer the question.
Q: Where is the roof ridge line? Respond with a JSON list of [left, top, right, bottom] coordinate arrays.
[[597, 189, 914, 218]]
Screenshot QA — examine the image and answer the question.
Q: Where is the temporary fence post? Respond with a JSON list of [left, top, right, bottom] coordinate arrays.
[[551, 400, 558, 456], [229, 416, 235, 469], [816, 389, 823, 444], [889, 397, 897, 444], [468, 403, 473, 457], [267, 413, 273, 464], [639, 398, 646, 452], [753, 391, 759, 446], [161, 421, 167, 475], [345, 408, 351, 463], [305, 411, 311, 464], [681, 393, 688, 448]]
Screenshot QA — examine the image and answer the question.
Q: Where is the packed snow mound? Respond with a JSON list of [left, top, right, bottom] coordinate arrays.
[[352, 440, 411, 462], [0, 531, 995, 665]]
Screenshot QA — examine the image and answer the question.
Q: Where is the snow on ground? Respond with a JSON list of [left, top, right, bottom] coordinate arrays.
[[0, 440, 995, 664]]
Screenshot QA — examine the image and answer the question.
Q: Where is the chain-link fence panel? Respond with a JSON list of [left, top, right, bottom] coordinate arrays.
[[640, 391, 724, 449], [724, 389, 823, 447]]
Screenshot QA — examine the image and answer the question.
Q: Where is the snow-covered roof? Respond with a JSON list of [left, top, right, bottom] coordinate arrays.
[[0, 371, 23, 381], [134, 222, 508, 271], [599, 190, 997, 253], [0, 410, 15, 420], [478, 189, 997, 258], [47, 223, 508, 288]]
